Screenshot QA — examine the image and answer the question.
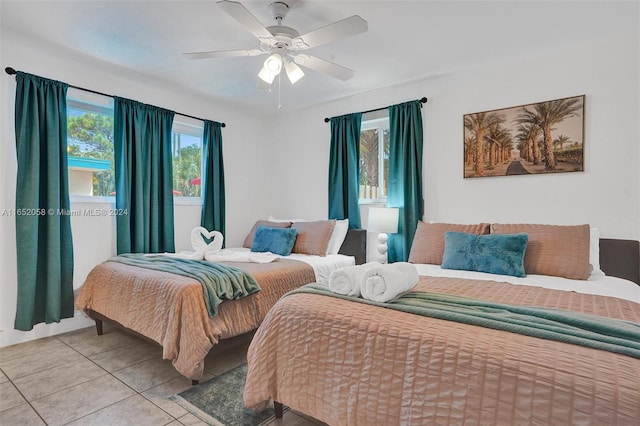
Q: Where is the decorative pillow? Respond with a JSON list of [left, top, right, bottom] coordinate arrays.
[[408, 221, 491, 265], [441, 232, 529, 278], [326, 219, 349, 255], [243, 220, 292, 248], [491, 223, 591, 280], [268, 216, 348, 255], [291, 220, 336, 256], [250, 226, 297, 256]]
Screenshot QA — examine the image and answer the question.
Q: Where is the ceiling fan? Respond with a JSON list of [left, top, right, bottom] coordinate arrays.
[[183, 0, 368, 85]]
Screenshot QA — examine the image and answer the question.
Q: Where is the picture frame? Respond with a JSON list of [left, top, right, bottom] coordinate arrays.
[[463, 95, 585, 178]]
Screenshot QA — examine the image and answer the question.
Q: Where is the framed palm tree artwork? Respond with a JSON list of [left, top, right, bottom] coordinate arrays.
[[463, 95, 585, 178]]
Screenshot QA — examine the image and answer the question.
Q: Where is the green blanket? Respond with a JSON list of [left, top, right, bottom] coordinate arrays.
[[108, 254, 260, 317], [289, 283, 640, 359]]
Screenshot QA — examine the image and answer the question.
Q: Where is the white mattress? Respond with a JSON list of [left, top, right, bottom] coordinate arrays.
[[414, 264, 640, 304]]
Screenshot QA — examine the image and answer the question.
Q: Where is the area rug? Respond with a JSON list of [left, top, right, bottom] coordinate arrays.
[[171, 364, 280, 426]]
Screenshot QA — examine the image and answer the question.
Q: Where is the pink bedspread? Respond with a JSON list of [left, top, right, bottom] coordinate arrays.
[[244, 276, 640, 425], [75, 258, 315, 379]]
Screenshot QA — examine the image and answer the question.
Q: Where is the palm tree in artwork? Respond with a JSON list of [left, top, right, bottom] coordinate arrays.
[[515, 98, 582, 170], [484, 117, 510, 168], [464, 112, 501, 177], [553, 134, 571, 151], [514, 122, 542, 165]]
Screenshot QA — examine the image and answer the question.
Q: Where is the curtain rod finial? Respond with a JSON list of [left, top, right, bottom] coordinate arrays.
[[324, 117, 330, 123], [5, 67, 17, 75], [420, 97, 428, 104]]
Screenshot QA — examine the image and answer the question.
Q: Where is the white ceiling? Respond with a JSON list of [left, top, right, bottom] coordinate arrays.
[[1, 1, 637, 116]]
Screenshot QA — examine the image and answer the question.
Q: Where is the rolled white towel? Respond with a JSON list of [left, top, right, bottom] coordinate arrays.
[[360, 262, 419, 302], [329, 262, 380, 297]]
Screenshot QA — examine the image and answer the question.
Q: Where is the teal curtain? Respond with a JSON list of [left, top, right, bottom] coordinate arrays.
[[328, 112, 362, 228], [201, 120, 225, 242], [114, 98, 176, 254], [387, 100, 424, 262], [13, 72, 74, 331]]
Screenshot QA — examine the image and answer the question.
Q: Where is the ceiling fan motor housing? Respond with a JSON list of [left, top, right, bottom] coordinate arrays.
[[269, 2, 290, 22]]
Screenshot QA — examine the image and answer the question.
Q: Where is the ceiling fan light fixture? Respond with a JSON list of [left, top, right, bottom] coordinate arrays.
[[284, 60, 304, 84], [258, 65, 276, 84], [263, 53, 283, 74]]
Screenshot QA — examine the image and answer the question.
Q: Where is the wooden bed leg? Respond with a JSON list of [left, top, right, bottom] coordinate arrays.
[[192, 379, 199, 386], [274, 401, 283, 418], [95, 319, 103, 336]]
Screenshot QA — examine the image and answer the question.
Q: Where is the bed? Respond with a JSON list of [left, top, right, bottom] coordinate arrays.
[[75, 220, 366, 381], [243, 223, 640, 425]]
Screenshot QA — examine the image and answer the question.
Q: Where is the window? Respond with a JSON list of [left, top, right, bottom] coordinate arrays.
[[171, 121, 203, 199], [67, 92, 115, 197], [359, 113, 390, 202], [66, 89, 204, 202]]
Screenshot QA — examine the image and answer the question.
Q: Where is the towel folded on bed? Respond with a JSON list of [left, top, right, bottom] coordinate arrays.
[[361, 262, 419, 302], [329, 262, 379, 297], [161, 227, 224, 259]]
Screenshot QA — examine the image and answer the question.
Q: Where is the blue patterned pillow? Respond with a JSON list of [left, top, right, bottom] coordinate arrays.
[[250, 226, 298, 256], [441, 231, 529, 277]]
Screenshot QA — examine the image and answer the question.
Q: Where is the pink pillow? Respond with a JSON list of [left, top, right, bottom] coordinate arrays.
[[291, 220, 336, 256], [408, 221, 491, 265], [491, 223, 591, 280]]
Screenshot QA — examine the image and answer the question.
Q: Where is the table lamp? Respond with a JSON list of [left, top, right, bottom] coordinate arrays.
[[367, 207, 399, 263]]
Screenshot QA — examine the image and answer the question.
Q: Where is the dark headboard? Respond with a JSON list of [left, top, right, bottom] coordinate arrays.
[[599, 238, 640, 285], [339, 229, 367, 265]]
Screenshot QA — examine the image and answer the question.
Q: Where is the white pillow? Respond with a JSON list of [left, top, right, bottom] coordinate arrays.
[[327, 219, 349, 255], [590, 227, 605, 276]]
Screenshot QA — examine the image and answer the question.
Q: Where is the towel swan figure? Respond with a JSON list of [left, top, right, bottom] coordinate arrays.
[[191, 226, 223, 258]]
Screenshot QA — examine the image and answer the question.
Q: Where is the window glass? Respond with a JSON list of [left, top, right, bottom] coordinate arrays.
[[359, 116, 390, 202], [171, 122, 203, 198], [67, 97, 115, 197]]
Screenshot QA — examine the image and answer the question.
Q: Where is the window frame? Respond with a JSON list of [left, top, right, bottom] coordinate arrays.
[[67, 89, 115, 204]]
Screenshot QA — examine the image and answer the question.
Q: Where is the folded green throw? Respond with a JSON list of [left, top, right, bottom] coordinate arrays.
[[108, 254, 260, 317], [289, 283, 640, 359]]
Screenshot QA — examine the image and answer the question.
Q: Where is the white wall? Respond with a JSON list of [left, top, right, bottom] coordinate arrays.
[[270, 31, 640, 243], [2, 26, 638, 347], [0, 30, 274, 346]]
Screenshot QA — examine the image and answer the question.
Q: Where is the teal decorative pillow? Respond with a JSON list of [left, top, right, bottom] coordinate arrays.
[[250, 226, 298, 256], [441, 232, 529, 277]]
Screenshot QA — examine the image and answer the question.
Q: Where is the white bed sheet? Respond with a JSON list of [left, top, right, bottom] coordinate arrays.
[[414, 264, 640, 303], [220, 248, 356, 284]]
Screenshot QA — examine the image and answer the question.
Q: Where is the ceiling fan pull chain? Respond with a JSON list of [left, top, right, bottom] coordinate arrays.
[[277, 72, 282, 110]]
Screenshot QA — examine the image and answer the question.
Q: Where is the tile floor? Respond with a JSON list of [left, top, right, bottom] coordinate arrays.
[[0, 324, 324, 426]]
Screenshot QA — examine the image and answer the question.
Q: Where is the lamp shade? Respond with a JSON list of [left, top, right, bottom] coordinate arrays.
[[367, 207, 399, 234]]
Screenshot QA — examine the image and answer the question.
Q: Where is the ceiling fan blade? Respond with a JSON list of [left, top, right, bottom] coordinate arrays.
[[291, 15, 368, 50], [293, 54, 355, 81], [217, 0, 276, 44], [183, 49, 265, 60]]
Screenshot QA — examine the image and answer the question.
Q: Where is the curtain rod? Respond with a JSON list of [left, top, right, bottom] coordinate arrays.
[[323, 97, 428, 123], [5, 67, 226, 127]]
